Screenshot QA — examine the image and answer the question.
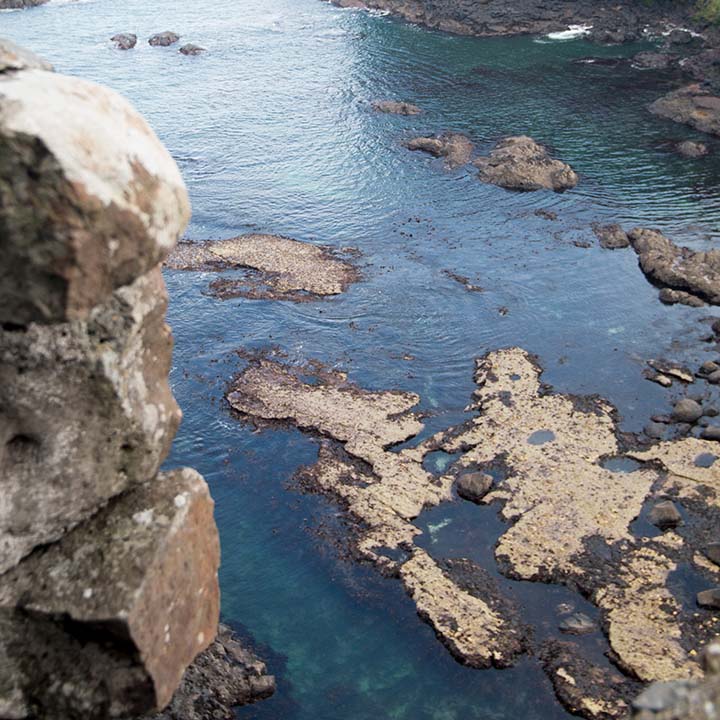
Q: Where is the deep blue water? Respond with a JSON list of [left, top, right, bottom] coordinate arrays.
[[4, 1, 720, 717]]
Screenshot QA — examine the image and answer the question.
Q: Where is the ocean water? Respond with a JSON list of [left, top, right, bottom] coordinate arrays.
[[3, 1, 720, 718]]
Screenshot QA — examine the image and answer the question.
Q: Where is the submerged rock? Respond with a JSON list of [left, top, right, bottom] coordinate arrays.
[[146, 624, 275, 720], [372, 99, 421, 115], [632, 51, 677, 71], [593, 223, 630, 249], [659, 289, 706, 307], [179, 43, 205, 56], [406, 132, 474, 169], [677, 140, 709, 158], [473, 136, 578, 192], [650, 85, 720, 137], [559, 613, 596, 636], [628, 228, 720, 306], [111, 33, 137, 50], [165, 235, 358, 301], [149, 31, 180, 47], [0, 56, 189, 324], [697, 588, 720, 609]]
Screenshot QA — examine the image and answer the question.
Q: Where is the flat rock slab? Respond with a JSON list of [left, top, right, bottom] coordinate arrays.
[[0, 62, 189, 324], [474, 135, 578, 192], [628, 228, 720, 306], [0, 468, 220, 719], [165, 235, 358, 301], [0, 269, 181, 573]]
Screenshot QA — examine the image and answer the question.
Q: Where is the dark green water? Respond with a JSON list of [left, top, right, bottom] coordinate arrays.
[[4, 1, 720, 717]]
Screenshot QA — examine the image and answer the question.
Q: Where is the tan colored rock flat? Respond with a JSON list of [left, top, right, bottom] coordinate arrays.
[[0, 468, 220, 719], [166, 235, 358, 301], [227, 357, 526, 668]]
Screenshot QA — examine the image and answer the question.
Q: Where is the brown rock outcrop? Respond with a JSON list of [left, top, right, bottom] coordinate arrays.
[[650, 85, 720, 138], [406, 133, 474, 169], [628, 228, 720, 306], [474, 136, 578, 192]]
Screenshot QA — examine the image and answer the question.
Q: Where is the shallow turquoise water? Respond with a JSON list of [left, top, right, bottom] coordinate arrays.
[[4, 1, 720, 717]]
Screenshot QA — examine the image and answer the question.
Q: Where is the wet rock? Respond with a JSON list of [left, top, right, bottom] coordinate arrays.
[[705, 406, 720, 417], [474, 136, 578, 192], [701, 426, 720, 441], [179, 43, 205, 56], [0, 268, 181, 574], [541, 640, 636, 720], [559, 612, 596, 636], [0, 469, 220, 719], [677, 140, 709, 158], [111, 33, 137, 50], [165, 235, 358, 301], [697, 588, 720, 609], [406, 132, 474, 169], [649, 500, 683, 529], [633, 51, 677, 70], [0, 38, 52, 71], [645, 370, 673, 388], [648, 360, 694, 384], [672, 399, 704, 424], [628, 228, 720, 306], [707, 370, 720, 384], [535, 209, 558, 220], [0, 0, 48, 7], [667, 28, 696, 45], [372, 99, 421, 115], [146, 624, 275, 720], [149, 31, 180, 47], [650, 85, 720, 137], [456, 471, 493, 502], [593, 223, 630, 249], [0, 59, 190, 324], [698, 361, 720, 377], [704, 543, 720, 566], [659, 289, 706, 307], [645, 422, 668, 440]]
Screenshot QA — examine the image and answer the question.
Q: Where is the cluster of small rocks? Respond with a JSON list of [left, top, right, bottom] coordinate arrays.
[[111, 31, 205, 56]]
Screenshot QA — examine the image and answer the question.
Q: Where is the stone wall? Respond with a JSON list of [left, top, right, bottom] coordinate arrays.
[[0, 39, 223, 719]]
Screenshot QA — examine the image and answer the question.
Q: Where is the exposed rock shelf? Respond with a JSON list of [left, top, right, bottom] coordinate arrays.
[[227, 347, 720, 719]]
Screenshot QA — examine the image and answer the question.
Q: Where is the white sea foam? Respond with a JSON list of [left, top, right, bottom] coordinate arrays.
[[546, 24, 593, 41]]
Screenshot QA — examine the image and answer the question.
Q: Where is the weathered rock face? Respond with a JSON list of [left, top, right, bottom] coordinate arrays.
[[0, 268, 181, 573], [0, 42, 245, 720], [1, 469, 219, 720], [474, 136, 578, 192], [628, 228, 720, 306], [650, 85, 720, 138], [0, 59, 189, 325]]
